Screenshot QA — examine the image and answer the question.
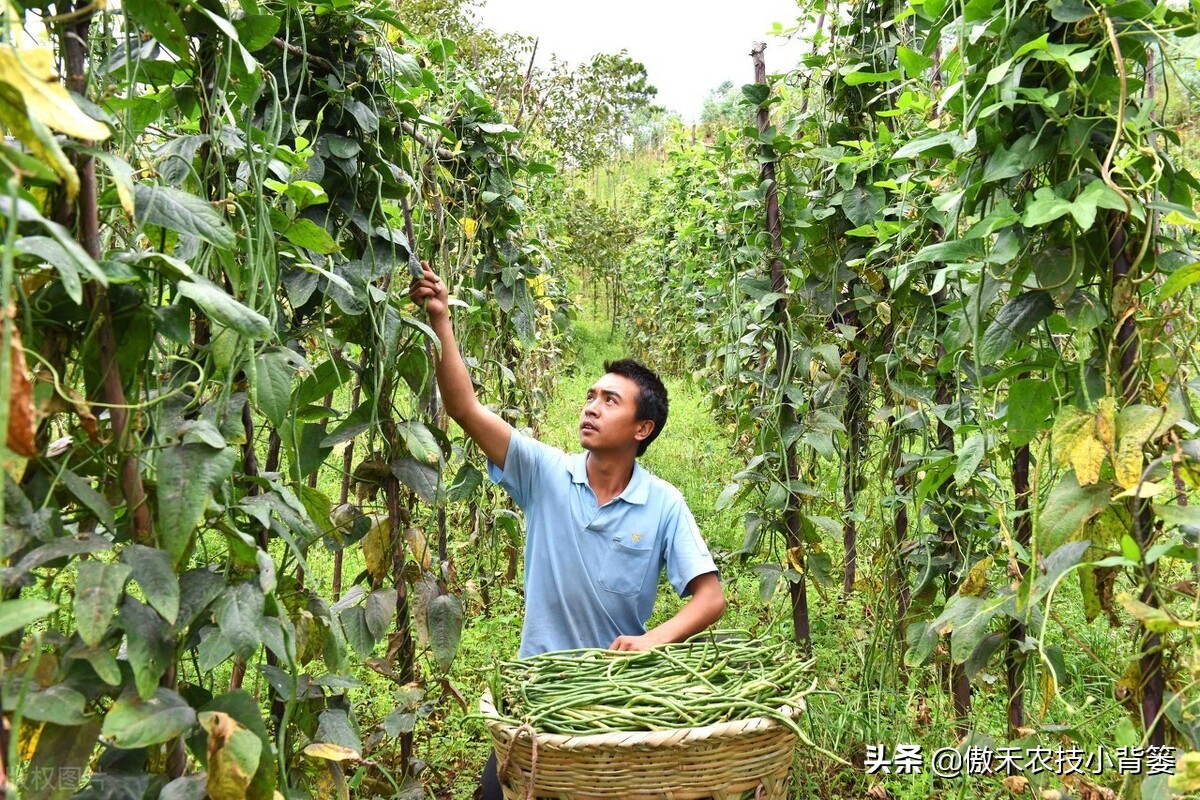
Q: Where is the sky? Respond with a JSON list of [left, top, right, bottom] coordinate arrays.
[[473, 0, 808, 123]]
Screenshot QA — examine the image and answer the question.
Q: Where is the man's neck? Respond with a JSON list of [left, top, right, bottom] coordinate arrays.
[[584, 449, 636, 506]]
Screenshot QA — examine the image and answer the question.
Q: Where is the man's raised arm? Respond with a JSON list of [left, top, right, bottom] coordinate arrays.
[[409, 264, 513, 468]]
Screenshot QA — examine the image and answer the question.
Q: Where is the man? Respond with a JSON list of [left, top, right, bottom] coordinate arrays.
[[409, 265, 726, 797]]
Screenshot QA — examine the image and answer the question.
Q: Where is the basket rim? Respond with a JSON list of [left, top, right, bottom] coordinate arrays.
[[479, 688, 804, 750]]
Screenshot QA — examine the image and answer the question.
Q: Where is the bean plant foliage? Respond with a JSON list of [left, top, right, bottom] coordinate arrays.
[[624, 0, 1200, 793], [0, 0, 581, 795]]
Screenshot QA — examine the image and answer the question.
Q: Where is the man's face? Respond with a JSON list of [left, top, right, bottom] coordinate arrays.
[[579, 373, 652, 452]]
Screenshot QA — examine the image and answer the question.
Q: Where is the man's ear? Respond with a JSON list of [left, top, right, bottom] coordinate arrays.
[[634, 419, 655, 443]]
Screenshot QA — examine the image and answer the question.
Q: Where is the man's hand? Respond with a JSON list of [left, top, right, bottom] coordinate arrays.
[[409, 263, 449, 319], [609, 633, 662, 652]]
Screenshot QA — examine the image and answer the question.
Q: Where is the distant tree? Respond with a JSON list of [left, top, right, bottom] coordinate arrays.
[[700, 80, 745, 126]]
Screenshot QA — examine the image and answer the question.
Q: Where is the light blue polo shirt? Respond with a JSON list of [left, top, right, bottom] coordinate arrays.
[[487, 430, 718, 657]]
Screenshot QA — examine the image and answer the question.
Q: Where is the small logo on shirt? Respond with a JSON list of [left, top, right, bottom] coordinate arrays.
[[631, 532, 642, 543]]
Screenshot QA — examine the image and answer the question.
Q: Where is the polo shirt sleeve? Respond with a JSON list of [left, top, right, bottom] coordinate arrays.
[[486, 429, 560, 510], [663, 497, 719, 598]]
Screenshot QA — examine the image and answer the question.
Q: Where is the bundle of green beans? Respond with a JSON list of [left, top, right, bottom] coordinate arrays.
[[485, 631, 816, 742]]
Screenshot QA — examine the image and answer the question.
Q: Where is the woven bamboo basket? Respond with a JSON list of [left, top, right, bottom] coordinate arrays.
[[480, 689, 803, 800]]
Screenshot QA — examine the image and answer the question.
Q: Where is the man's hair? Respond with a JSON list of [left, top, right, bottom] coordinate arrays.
[[603, 359, 668, 457]]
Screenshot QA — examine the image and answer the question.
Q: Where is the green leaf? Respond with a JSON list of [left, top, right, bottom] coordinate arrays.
[[364, 589, 396, 641], [741, 83, 770, 106], [397, 421, 441, 465], [896, 46, 934, 76], [121, 544, 180, 625], [75, 561, 132, 647], [978, 291, 1055, 362], [60, 468, 118, 533], [293, 357, 353, 407], [14, 234, 108, 299], [1071, 180, 1129, 230], [134, 184, 235, 249], [320, 403, 373, 448], [284, 218, 340, 254], [5, 683, 88, 725], [912, 238, 986, 263], [124, 0, 190, 59], [15, 235, 82, 302], [119, 597, 174, 700], [954, 433, 986, 485], [1159, 260, 1200, 301], [426, 593, 463, 673], [1006, 379, 1056, 447], [1063, 290, 1106, 331], [339, 606, 374, 657], [254, 347, 297, 429], [157, 441, 237, 568], [215, 582, 265, 660], [232, 14, 279, 51], [178, 277, 271, 339], [1039, 474, 1109, 552], [1022, 187, 1073, 227], [1032, 540, 1093, 601], [390, 458, 435, 499], [101, 688, 196, 749], [446, 463, 483, 503], [0, 598, 56, 637], [841, 185, 884, 228]]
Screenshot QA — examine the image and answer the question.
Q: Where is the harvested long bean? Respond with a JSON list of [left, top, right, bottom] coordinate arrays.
[[486, 631, 816, 741]]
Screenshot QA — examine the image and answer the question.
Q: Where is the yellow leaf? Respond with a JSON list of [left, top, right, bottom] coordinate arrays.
[[958, 556, 992, 597], [303, 742, 361, 762], [1117, 592, 1198, 633], [1095, 397, 1117, 451], [0, 46, 110, 140], [786, 545, 804, 572], [460, 217, 477, 238], [0, 87, 78, 201], [1113, 435, 1144, 490], [199, 711, 261, 800], [1051, 407, 1095, 468], [1114, 481, 1167, 499], [1069, 436, 1107, 486], [363, 513, 391, 584], [1169, 752, 1200, 793], [403, 526, 432, 572]]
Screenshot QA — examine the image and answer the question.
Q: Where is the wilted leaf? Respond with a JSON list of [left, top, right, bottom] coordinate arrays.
[[5, 326, 37, 458]]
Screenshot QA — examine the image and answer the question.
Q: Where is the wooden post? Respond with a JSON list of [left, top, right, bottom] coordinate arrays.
[[752, 42, 810, 652]]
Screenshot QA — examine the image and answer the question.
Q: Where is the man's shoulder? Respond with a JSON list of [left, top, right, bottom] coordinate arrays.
[[636, 464, 686, 508]]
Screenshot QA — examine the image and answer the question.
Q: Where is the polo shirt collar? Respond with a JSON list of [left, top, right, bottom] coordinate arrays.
[[571, 453, 650, 505]]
